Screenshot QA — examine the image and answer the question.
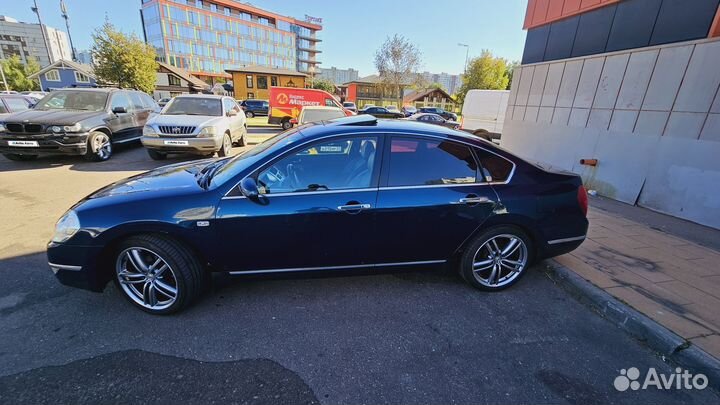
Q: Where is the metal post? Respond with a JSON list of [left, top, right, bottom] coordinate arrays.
[[61, 0, 77, 61], [0, 63, 9, 92], [32, 0, 53, 64], [458, 43, 470, 75]]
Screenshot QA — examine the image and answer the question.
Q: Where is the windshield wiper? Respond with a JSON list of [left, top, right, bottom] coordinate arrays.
[[196, 159, 230, 189]]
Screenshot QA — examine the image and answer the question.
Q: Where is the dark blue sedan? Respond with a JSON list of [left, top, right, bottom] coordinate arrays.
[[47, 115, 589, 314]]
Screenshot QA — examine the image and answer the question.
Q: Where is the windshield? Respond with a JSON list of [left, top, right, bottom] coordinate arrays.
[[164, 98, 222, 116], [35, 91, 108, 111], [301, 109, 346, 123], [210, 126, 305, 187]]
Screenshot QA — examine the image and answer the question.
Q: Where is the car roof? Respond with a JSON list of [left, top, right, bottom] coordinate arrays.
[[175, 94, 226, 99], [302, 106, 343, 111], [50, 87, 121, 93]]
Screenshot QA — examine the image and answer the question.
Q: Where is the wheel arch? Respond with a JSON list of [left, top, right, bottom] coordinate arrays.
[[90, 126, 112, 137], [451, 213, 543, 264]]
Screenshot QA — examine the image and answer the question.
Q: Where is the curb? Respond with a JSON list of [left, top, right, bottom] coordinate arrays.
[[543, 259, 720, 386]]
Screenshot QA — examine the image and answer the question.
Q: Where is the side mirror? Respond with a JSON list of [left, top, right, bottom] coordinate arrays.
[[240, 177, 260, 199], [227, 109, 238, 117], [112, 106, 127, 114]]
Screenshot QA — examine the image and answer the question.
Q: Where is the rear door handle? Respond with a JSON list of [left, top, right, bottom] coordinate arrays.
[[337, 203, 371, 212], [454, 196, 492, 205]]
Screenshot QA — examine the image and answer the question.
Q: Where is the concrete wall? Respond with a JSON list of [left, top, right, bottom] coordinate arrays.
[[502, 38, 720, 229]]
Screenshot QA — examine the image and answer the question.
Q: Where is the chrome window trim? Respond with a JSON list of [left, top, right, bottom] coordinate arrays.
[[228, 260, 447, 275], [547, 235, 586, 245], [222, 130, 516, 198], [222, 187, 374, 200]]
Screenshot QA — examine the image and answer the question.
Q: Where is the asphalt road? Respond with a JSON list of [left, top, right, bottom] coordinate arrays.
[[0, 128, 717, 405]]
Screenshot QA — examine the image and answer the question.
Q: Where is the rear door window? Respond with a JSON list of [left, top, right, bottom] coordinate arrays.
[[387, 137, 479, 186]]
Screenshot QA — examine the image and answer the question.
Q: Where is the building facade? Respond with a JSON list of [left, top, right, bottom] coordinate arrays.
[[76, 50, 93, 65], [403, 88, 458, 112], [317, 66, 359, 85], [28, 59, 96, 91], [420, 71, 463, 95], [140, 0, 321, 84], [342, 75, 410, 109], [503, 0, 720, 229], [155, 61, 209, 99], [0, 15, 72, 67], [226, 65, 307, 100]]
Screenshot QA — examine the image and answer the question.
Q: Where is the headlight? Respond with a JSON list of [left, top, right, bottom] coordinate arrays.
[[51, 210, 80, 243], [143, 125, 158, 136], [63, 123, 82, 133], [198, 126, 216, 137], [50, 125, 63, 133]]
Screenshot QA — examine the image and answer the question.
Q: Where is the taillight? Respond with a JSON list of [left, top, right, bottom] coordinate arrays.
[[578, 185, 588, 217]]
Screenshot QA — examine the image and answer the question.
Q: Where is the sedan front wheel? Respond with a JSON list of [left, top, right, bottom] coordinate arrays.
[[114, 235, 204, 314], [460, 226, 533, 291]]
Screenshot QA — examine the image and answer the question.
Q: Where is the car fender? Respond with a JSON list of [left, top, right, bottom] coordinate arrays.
[[451, 211, 543, 260], [89, 125, 113, 138]]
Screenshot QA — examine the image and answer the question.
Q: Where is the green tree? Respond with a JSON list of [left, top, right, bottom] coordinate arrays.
[[506, 60, 520, 90], [312, 78, 335, 93], [0, 56, 40, 92], [456, 50, 510, 104], [91, 21, 157, 93], [374, 34, 422, 106]]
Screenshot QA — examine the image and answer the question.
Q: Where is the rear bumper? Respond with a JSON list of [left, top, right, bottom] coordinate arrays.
[[0, 133, 89, 155], [141, 136, 220, 153], [47, 242, 107, 292], [541, 235, 586, 258]]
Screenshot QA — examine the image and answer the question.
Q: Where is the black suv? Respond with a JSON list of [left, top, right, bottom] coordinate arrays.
[[0, 88, 158, 162], [240, 99, 269, 118], [418, 107, 457, 121]]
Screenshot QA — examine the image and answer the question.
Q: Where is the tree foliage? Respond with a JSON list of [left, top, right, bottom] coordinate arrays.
[[91, 21, 157, 93], [506, 60, 520, 90], [0, 56, 40, 92], [312, 78, 335, 93], [374, 34, 422, 105], [456, 50, 510, 104]]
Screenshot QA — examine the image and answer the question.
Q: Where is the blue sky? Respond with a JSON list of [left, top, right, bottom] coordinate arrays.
[[3, 0, 528, 76]]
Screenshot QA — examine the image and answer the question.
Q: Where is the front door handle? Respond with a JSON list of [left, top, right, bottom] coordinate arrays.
[[337, 203, 371, 212], [454, 195, 492, 205]]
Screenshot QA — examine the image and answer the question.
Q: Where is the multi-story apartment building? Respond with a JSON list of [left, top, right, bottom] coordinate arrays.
[[140, 0, 322, 84], [420, 71, 463, 95], [317, 66, 359, 85], [0, 15, 72, 67], [76, 50, 93, 65]]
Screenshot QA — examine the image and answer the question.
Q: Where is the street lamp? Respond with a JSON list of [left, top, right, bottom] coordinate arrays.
[[61, 0, 78, 61], [31, 0, 53, 64], [458, 43, 469, 75]]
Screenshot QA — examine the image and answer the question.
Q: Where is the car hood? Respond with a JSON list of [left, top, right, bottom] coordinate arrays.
[[88, 159, 215, 199], [149, 114, 224, 128], [1, 109, 105, 125]]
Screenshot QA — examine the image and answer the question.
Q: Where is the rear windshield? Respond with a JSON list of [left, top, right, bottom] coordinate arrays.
[[302, 109, 346, 123], [35, 91, 108, 112], [164, 98, 222, 116]]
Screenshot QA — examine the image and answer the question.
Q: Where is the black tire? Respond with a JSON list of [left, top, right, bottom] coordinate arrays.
[[245, 111, 254, 118], [84, 131, 113, 161], [459, 225, 534, 291], [281, 120, 293, 130], [217, 133, 232, 157], [112, 234, 204, 315], [3, 153, 38, 161], [147, 149, 167, 160]]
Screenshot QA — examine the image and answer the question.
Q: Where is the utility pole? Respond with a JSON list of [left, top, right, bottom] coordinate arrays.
[[458, 43, 470, 75], [60, 0, 77, 61], [31, 0, 53, 64]]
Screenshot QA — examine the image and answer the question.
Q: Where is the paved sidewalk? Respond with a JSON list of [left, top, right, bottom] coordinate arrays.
[[554, 196, 720, 359]]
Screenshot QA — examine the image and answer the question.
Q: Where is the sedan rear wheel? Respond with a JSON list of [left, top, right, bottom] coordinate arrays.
[[460, 226, 533, 291], [114, 235, 203, 314]]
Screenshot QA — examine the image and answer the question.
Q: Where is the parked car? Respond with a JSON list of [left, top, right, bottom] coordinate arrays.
[[386, 105, 401, 113], [269, 87, 351, 130], [342, 102, 357, 113], [460, 89, 510, 142], [0, 88, 158, 162], [141, 95, 247, 160], [157, 97, 172, 108], [21, 91, 48, 100], [407, 113, 460, 129], [402, 105, 417, 117], [240, 99, 269, 118], [418, 107, 457, 121], [292, 106, 347, 125], [358, 106, 404, 119], [0, 94, 35, 117], [47, 114, 589, 314]]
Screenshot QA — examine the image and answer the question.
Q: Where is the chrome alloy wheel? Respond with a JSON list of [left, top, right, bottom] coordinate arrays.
[[93, 133, 112, 159], [472, 234, 528, 288], [116, 247, 178, 310], [223, 134, 231, 152]]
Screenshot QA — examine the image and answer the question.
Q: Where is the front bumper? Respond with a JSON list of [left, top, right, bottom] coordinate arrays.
[[0, 133, 89, 156], [47, 242, 106, 292], [141, 135, 221, 153]]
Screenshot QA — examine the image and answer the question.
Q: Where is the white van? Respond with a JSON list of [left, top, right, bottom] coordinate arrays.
[[460, 90, 510, 141]]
